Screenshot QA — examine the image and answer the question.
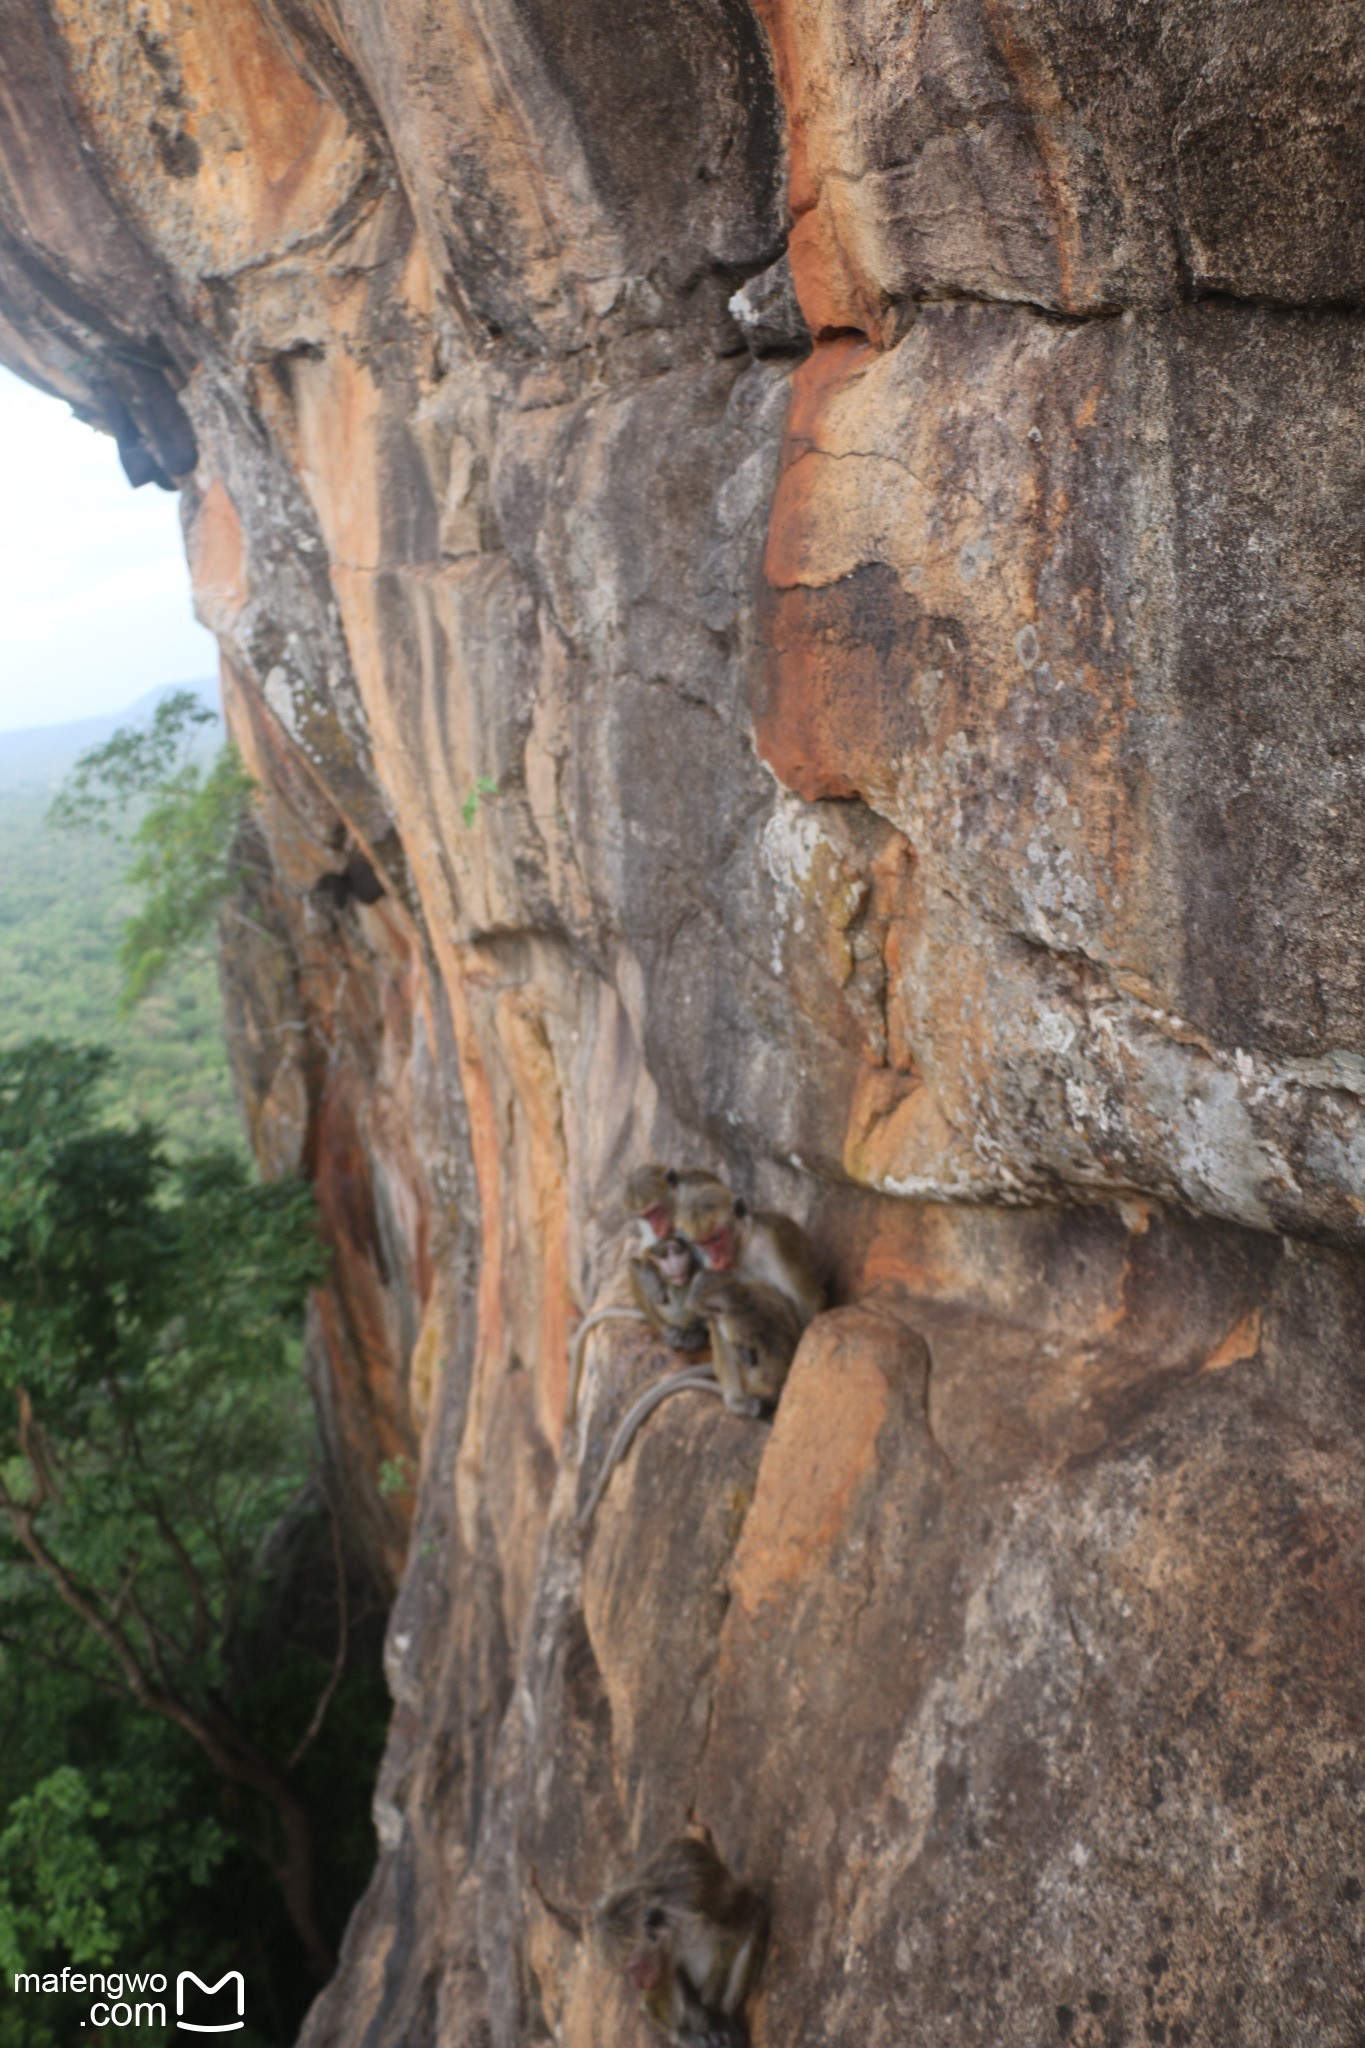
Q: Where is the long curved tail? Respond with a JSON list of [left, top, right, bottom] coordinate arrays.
[[578, 1369, 723, 1529]]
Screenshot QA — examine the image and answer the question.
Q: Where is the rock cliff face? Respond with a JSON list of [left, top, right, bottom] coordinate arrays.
[[2, 4, 1363, 2042]]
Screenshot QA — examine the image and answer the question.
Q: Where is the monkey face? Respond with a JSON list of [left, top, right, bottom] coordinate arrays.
[[625, 1946, 667, 1992], [674, 1182, 746, 1273], [621, 1903, 672, 1992], [625, 1166, 676, 1243], [694, 1225, 736, 1271], [652, 1237, 695, 1288], [599, 1885, 664, 1957]]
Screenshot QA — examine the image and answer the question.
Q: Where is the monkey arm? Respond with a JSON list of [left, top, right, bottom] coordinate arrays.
[[577, 1369, 723, 1529], [647, 1971, 747, 2048], [565, 1305, 652, 1427], [629, 1254, 669, 1320], [705, 1324, 755, 1414]]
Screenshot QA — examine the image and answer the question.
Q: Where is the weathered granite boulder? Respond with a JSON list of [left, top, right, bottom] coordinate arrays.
[[0, 2, 1361, 2041]]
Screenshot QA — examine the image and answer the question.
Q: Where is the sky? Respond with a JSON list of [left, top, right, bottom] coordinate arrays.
[[0, 366, 218, 733]]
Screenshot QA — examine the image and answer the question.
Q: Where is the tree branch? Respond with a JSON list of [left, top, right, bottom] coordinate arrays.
[[0, 1628, 129, 1702], [122, 1409, 212, 1658], [287, 1481, 349, 1772]]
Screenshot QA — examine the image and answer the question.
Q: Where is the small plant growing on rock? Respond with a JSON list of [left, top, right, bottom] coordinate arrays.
[[460, 774, 499, 828]]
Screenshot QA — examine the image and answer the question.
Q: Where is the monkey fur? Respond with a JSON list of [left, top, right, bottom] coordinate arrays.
[[668, 1172, 825, 1329], [577, 1270, 804, 1524], [596, 1836, 767, 2048], [624, 1163, 678, 1251], [570, 1163, 819, 1486], [690, 1273, 803, 1417], [629, 1235, 708, 1352]]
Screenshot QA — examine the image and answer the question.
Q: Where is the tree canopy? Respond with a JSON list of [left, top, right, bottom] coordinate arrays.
[[0, 1041, 382, 2044], [48, 690, 255, 1011]]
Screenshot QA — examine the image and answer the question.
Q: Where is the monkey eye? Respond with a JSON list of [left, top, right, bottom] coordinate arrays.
[[643, 1906, 666, 1933], [701, 1231, 728, 1252]]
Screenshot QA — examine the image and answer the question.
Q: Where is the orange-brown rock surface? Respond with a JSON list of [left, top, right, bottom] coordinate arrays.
[[1, 3, 1363, 2042]]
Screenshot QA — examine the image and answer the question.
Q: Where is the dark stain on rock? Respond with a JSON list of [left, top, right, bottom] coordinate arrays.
[[157, 123, 199, 179], [757, 561, 957, 802], [514, 0, 784, 277]]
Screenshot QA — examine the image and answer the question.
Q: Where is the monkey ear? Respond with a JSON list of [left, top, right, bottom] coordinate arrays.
[[665, 1168, 679, 1186], [734, 1197, 748, 1219]]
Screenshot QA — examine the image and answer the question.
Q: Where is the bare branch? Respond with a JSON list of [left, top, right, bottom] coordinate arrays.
[[124, 1577, 178, 1695], [15, 1389, 61, 1510], [287, 1481, 349, 1771], [123, 1410, 212, 1658]]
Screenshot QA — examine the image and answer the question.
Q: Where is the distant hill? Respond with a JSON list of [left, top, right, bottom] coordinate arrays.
[[0, 675, 241, 1152], [0, 679, 219, 790]]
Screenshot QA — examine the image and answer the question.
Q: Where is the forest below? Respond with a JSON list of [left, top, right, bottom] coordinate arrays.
[[0, 689, 388, 2048]]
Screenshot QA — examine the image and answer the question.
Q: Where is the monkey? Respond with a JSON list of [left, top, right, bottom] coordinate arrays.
[[578, 1367, 725, 1529], [669, 1171, 826, 1329], [629, 1235, 708, 1353], [577, 1278, 801, 1526], [566, 1168, 696, 1426], [596, 1835, 767, 2048], [313, 846, 385, 911], [624, 1163, 678, 1250], [569, 1161, 820, 1434], [690, 1273, 803, 1418]]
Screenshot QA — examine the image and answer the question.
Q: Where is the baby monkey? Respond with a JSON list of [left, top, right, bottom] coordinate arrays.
[[596, 1835, 766, 2048], [692, 1273, 802, 1417], [630, 1234, 708, 1353]]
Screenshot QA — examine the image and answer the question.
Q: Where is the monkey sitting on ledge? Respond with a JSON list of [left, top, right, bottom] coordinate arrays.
[[668, 1169, 825, 1329], [576, 1267, 802, 1528], [596, 1835, 767, 2048], [572, 1163, 823, 1526], [630, 1234, 709, 1353]]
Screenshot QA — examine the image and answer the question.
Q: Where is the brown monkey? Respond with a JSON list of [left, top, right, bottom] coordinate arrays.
[[670, 1172, 826, 1328], [624, 1163, 678, 1250], [629, 1235, 708, 1353], [691, 1273, 802, 1417], [566, 1167, 679, 1427], [596, 1836, 767, 2048], [577, 1277, 798, 1524]]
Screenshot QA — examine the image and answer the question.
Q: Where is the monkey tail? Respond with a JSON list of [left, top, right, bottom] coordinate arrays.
[[566, 1306, 652, 1427], [578, 1369, 724, 1530]]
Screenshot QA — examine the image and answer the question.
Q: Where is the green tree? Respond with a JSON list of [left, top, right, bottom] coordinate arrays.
[[0, 1040, 345, 1987], [48, 691, 255, 1010]]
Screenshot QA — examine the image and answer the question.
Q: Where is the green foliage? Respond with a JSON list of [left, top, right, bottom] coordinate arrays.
[[0, 1041, 386, 2042], [0, 785, 239, 1153], [48, 690, 256, 1013], [0, 1041, 323, 1499], [0, 1762, 225, 1977], [460, 773, 499, 828], [375, 1456, 412, 1500]]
